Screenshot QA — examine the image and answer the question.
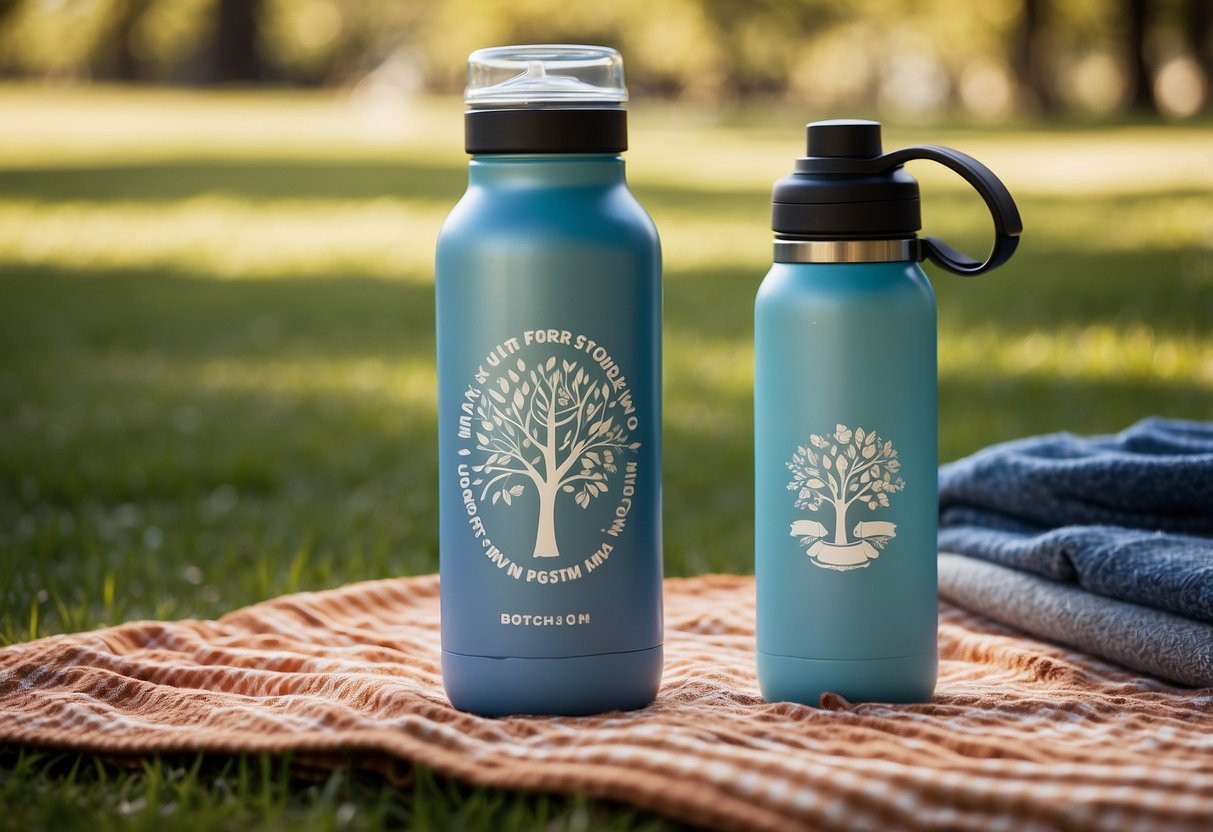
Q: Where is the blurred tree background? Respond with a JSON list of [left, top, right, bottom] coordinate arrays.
[[1, 0, 1210, 119]]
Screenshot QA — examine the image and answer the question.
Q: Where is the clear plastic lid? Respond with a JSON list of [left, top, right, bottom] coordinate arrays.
[[465, 45, 627, 107]]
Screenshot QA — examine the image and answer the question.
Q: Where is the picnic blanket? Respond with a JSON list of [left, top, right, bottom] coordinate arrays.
[[2, 574, 1211, 832]]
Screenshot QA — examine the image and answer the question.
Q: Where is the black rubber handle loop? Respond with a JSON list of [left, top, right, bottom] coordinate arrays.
[[828, 145, 1023, 276]]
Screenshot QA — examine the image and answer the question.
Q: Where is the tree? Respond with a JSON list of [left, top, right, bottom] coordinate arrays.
[[1012, 0, 1059, 114], [95, 0, 153, 83], [1185, 0, 1212, 112], [786, 424, 904, 569], [1124, 0, 1158, 114], [211, 0, 263, 83], [470, 356, 639, 559]]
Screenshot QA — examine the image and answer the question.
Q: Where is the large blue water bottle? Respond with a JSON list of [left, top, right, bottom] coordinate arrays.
[[755, 120, 1021, 704], [436, 45, 662, 716]]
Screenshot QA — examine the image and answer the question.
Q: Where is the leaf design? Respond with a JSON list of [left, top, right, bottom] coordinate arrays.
[[788, 426, 906, 552], [472, 352, 642, 559]]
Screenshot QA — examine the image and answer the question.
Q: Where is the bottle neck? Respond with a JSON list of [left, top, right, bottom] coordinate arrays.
[[468, 154, 626, 189], [773, 237, 919, 264]]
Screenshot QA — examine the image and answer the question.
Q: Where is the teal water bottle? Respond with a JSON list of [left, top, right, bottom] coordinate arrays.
[[436, 46, 663, 716], [755, 120, 1021, 704]]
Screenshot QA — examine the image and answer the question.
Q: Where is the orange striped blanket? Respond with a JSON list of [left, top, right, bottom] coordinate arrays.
[[1, 574, 1210, 831]]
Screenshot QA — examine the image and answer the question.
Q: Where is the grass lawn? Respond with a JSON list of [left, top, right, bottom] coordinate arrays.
[[1, 86, 1210, 830]]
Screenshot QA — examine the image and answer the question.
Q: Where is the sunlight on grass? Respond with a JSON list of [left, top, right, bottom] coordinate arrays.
[[0, 197, 442, 280], [631, 122, 1213, 196], [942, 324, 1213, 385], [3, 191, 1208, 278], [0, 86, 463, 166], [2, 88, 1210, 283], [192, 355, 438, 405], [0, 195, 775, 275]]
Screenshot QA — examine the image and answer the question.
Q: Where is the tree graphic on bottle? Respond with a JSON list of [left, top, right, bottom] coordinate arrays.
[[470, 356, 639, 559], [786, 424, 905, 571]]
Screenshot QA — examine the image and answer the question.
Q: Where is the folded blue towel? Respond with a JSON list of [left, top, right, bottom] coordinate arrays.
[[939, 418, 1213, 623]]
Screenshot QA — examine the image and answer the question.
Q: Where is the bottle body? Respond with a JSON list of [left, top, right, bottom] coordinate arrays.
[[436, 155, 662, 716], [754, 259, 938, 704]]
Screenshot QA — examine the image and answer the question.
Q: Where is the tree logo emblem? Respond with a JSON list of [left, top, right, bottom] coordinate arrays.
[[786, 424, 904, 571], [456, 330, 641, 582]]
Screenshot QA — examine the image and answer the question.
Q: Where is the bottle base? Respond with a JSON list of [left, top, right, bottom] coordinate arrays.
[[757, 649, 937, 705], [442, 645, 663, 717]]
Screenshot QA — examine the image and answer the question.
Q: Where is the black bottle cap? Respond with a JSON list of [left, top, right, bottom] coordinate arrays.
[[807, 119, 884, 158], [465, 108, 627, 154], [773, 120, 921, 240], [772, 119, 1023, 276]]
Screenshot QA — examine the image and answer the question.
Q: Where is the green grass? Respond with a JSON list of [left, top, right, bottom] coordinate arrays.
[[1, 86, 1211, 829]]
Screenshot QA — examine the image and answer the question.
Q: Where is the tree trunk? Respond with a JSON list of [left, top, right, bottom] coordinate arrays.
[[1012, 0, 1057, 115], [832, 499, 849, 545], [532, 484, 560, 558], [1186, 0, 1213, 112], [212, 0, 264, 84], [105, 0, 151, 82], [1125, 0, 1157, 113]]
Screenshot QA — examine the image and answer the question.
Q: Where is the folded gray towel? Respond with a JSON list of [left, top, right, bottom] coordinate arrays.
[[939, 552, 1213, 687]]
